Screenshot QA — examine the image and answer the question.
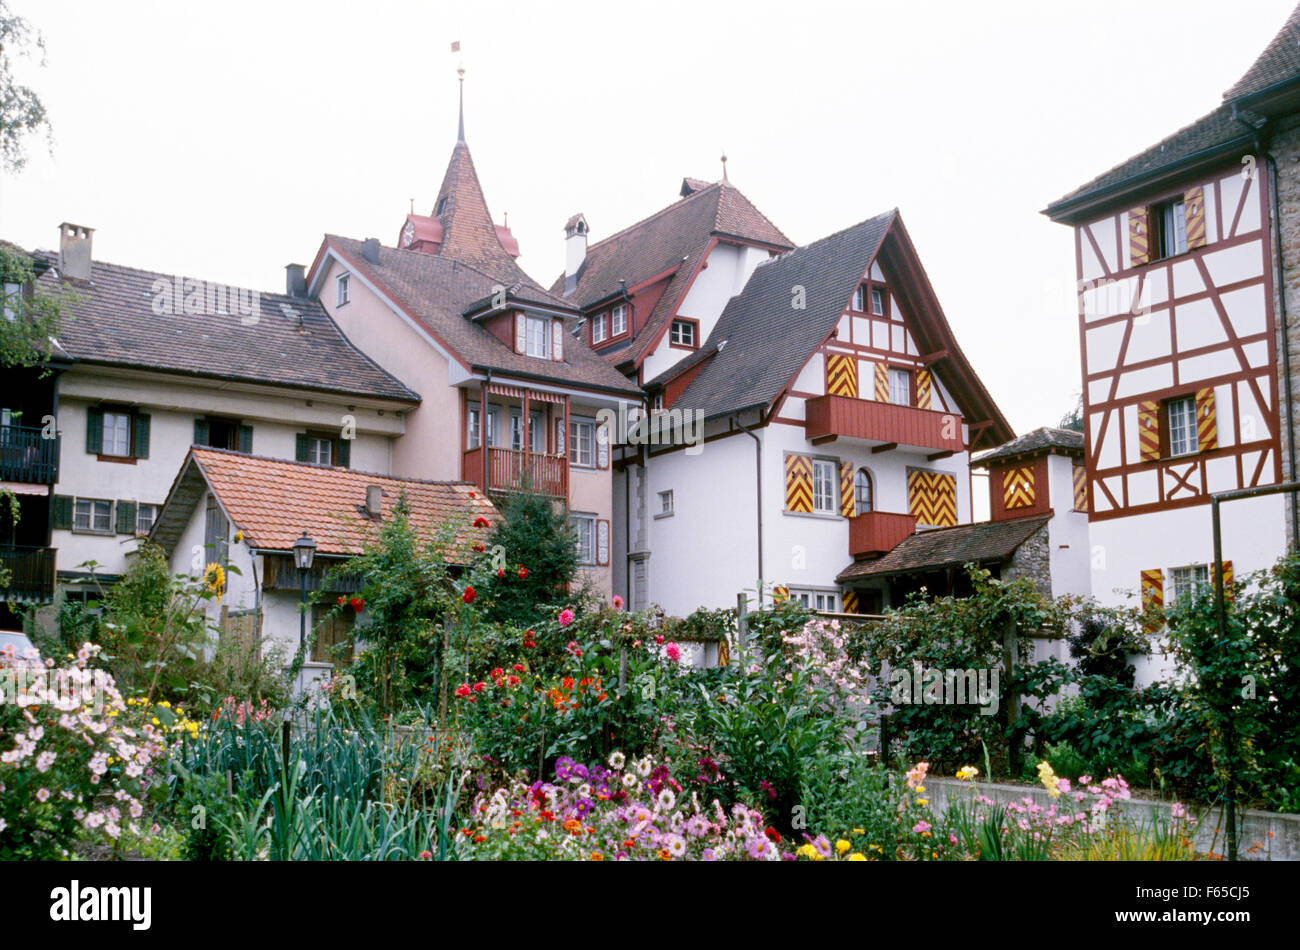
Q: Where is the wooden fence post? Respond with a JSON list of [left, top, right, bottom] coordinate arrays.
[[737, 592, 749, 653]]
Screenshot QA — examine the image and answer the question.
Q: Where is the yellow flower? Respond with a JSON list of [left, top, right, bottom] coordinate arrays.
[[797, 843, 818, 860], [847, 852, 866, 861], [234, 529, 244, 543], [956, 766, 979, 781], [917, 798, 929, 806], [915, 785, 925, 793], [202, 562, 226, 595], [835, 839, 851, 854], [851, 828, 865, 835], [151, 717, 160, 726]]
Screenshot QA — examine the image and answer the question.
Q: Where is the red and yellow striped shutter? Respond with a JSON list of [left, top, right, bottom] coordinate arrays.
[[1211, 560, 1235, 600], [1128, 208, 1150, 266], [840, 460, 854, 517], [916, 368, 933, 409], [1072, 461, 1087, 511], [873, 362, 889, 402], [1138, 400, 1161, 461], [1184, 186, 1207, 250], [825, 353, 857, 398], [1140, 569, 1164, 630], [908, 470, 957, 527], [1196, 388, 1218, 452], [841, 590, 860, 614], [773, 585, 789, 605], [1002, 466, 1035, 510], [785, 454, 813, 513]]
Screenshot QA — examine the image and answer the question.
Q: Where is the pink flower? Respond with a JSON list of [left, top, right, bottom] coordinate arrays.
[[912, 820, 931, 834], [558, 608, 575, 627], [611, 595, 624, 610], [664, 642, 681, 663], [35, 787, 50, 802]]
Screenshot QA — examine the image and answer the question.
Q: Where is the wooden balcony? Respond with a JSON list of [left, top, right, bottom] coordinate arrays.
[[463, 447, 568, 499], [805, 395, 964, 453], [0, 545, 56, 603], [848, 511, 917, 558], [0, 426, 59, 484]]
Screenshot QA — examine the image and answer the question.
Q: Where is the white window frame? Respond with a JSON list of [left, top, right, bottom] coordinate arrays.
[[2, 282, 20, 321], [658, 489, 674, 517], [336, 272, 351, 306], [73, 498, 113, 534], [871, 287, 885, 316], [854, 468, 873, 515], [888, 367, 912, 407], [526, 315, 551, 359], [853, 286, 866, 312], [136, 503, 159, 535], [610, 304, 627, 336], [101, 411, 132, 457], [570, 512, 596, 566], [1167, 395, 1197, 457], [467, 404, 482, 449], [307, 436, 333, 466], [812, 459, 837, 514], [1157, 198, 1188, 260], [592, 313, 607, 344], [1171, 565, 1209, 602], [670, 319, 695, 348], [790, 588, 838, 612], [570, 418, 596, 468]]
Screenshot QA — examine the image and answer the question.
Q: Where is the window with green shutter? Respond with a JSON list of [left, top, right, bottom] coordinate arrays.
[[116, 500, 137, 535], [133, 414, 150, 459], [85, 407, 103, 454], [336, 437, 350, 469], [52, 494, 73, 530], [194, 418, 210, 446], [295, 433, 310, 462], [237, 424, 253, 454]]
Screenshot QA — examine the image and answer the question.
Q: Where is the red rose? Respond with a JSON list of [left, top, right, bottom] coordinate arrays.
[[473, 543, 485, 552], [496, 568, 505, 579], [517, 567, 529, 579], [765, 827, 782, 843], [455, 684, 471, 698], [491, 668, 503, 679], [337, 596, 346, 607], [472, 681, 486, 693], [350, 597, 364, 612], [474, 516, 490, 528], [506, 675, 520, 687], [512, 664, 525, 672], [463, 586, 476, 604]]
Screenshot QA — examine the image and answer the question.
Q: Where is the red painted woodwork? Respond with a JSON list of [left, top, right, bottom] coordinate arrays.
[[805, 394, 964, 453], [848, 511, 917, 558], [463, 446, 568, 498], [988, 456, 1050, 522]]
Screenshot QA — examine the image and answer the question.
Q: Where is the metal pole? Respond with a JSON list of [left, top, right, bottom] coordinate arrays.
[[298, 569, 307, 650], [1211, 497, 1235, 862]]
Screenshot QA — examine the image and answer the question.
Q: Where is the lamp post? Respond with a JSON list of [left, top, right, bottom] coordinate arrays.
[[293, 531, 316, 653]]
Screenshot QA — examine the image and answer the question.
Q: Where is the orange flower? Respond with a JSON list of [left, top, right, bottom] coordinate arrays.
[[589, 852, 604, 861]]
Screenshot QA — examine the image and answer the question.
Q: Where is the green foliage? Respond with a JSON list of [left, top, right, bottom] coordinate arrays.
[[481, 491, 578, 626], [174, 768, 235, 861], [0, 243, 68, 369], [0, 1, 51, 174]]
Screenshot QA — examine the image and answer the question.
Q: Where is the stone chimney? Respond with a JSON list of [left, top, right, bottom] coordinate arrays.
[[365, 485, 384, 519], [285, 263, 306, 297], [58, 223, 94, 281], [563, 214, 588, 295], [361, 238, 380, 265]]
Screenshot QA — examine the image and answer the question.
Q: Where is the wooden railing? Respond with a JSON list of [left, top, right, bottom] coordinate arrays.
[[463, 446, 568, 498], [848, 511, 918, 557], [805, 395, 964, 453], [0, 546, 56, 603], [0, 425, 59, 484]]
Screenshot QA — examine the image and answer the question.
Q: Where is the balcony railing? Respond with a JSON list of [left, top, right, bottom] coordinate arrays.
[[463, 447, 568, 499], [0, 545, 56, 603], [805, 395, 964, 453], [848, 511, 917, 558], [0, 426, 59, 484]]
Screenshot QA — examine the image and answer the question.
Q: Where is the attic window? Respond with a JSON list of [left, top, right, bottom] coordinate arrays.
[[526, 315, 552, 359], [435, 196, 448, 216], [592, 313, 608, 344], [336, 273, 351, 307], [871, 288, 885, 316]]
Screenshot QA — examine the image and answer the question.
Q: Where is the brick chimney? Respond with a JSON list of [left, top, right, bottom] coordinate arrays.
[[285, 263, 306, 297], [365, 485, 384, 519], [563, 214, 588, 295], [58, 223, 94, 281]]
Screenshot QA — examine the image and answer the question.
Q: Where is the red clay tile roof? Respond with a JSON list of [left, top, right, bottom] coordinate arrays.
[[152, 447, 501, 562], [837, 514, 1050, 582], [1224, 3, 1300, 101], [427, 140, 524, 274], [550, 180, 793, 367]]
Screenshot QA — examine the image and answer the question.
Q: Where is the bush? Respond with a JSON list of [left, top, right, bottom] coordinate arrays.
[[481, 491, 578, 627]]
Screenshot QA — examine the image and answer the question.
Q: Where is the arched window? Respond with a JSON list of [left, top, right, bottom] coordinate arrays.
[[854, 468, 873, 515]]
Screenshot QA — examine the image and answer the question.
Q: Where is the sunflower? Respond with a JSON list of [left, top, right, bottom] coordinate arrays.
[[202, 562, 226, 595]]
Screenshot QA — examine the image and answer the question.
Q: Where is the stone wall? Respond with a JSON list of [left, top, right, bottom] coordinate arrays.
[[1001, 522, 1051, 595], [1270, 114, 1300, 546]]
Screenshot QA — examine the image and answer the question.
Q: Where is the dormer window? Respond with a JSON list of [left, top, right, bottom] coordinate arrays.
[[853, 286, 866, 312], [871, 287, 885, 316], [611, 304, 627, 336], [592, 313, 608, 344], [336, 273, 351, 306], [526, 315, 552, 359]]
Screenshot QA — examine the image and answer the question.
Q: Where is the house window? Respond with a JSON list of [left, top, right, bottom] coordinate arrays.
[[592, 313, 607, 344], [101, 411, 131, 457], [526, 315, 551, 359], [136, 503, 159, 535], [791, 588, 838, 612], [658, 490, 674, 516], [307, 436, 332, 466], [194, 416, 250, 452], [2, 282, 20, 320], [312, 604, 355, 665], [812, 459, 837, 514], [73, 498, 113, 534], [611, 304, 627, 336], [1167, 395, 1197, 457], [854, 469, 873, 515], [1154, 197, 1188, 260], [1171, 565, 1209, 603], [570, 419, 595, 468], [468, 404, 501, 449], [853, 286, 866, 312], [570, 513, 596, 565], [871, 287, 885, 316], [336, 273, 351, 306], [888, 367, 912, 406], [670, 319, 696, 348]]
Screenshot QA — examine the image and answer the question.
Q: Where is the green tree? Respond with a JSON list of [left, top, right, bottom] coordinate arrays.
[[0, 244, 66, 368], [482, 491, 578, 626], [0, 0, 51, 173], [1059, 392, 1084, 433]]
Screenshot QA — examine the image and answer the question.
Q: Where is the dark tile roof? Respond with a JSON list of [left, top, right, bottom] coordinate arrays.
[[426, 141, 526, 275], [1224, 4, 1300, 100], [836, 514, 1051, 582], [665, 211, 893, 420], [29, 250, 419, 402], [971, 426, 1083, 468], [324, 235, 642, 396], [550, 180, 792, 366]]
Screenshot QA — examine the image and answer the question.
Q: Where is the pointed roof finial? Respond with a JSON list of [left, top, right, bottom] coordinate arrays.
[[720, 149, 729, 182], [452, 41, 466, 142]]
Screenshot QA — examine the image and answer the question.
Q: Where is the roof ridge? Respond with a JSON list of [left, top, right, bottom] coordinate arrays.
[[754, 208, 897, 271], [190, 445, 482, 489], [581, 183, 723, 255], [716, 181, 794, 247], [31, 248, 304, 302]]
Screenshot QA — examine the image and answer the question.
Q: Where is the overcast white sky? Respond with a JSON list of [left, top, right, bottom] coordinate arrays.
[[2, 0, 1295, 437]]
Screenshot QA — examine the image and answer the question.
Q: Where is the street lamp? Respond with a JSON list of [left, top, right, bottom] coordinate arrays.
[[293, 531, 316, 652]]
